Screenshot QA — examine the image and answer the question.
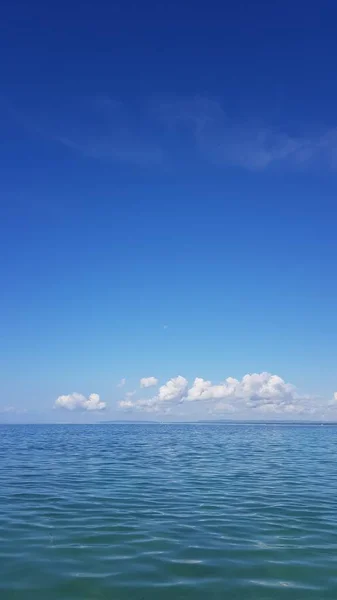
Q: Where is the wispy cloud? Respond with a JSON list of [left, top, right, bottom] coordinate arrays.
[[117, 378, 126, 388], [0, 406, 28, 415], [158, 95, 337, 171], [9, 93, 337, 171], [8, 95, 163, 167], [52, 133, 163, 166]]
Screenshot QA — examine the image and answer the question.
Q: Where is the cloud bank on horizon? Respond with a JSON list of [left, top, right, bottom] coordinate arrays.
[[54, 373, 337, 420], [118, 372, 314, 416]]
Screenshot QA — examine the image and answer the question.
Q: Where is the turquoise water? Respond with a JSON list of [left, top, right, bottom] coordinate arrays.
[[1, 424, 337, 599]]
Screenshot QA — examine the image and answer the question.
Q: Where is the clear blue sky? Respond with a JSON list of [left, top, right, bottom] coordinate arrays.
[[1, 0, 337, 421]]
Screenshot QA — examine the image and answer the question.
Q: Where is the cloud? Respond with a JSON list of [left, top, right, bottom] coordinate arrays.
[[186, 377, 235, 401], [13, 96, 163, 167], [140, 376, 158, 388], [117, 378, 126, 388], [119, 372, 320, 417], [13, 93, 337, 172], [321, 392, 337, 420], [54, 134, 163, 166], [0, 406, 18, 414], [159, 96, 337, 171], [119, 396, 156, 413], [55, 392, 106, 411], [118, 375, 188, 413], [119, 399, 135, 409], [186, 372, 307, 414], [0, 406, 28, 415], [157, 376, 188, 402], [187, 372, 296, 402]]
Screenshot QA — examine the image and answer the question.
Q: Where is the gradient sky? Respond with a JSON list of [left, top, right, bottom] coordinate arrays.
[[1, 0, 337, 422]]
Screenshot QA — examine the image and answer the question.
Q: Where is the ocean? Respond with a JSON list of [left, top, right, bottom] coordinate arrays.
[[1, 423, 337, 599]]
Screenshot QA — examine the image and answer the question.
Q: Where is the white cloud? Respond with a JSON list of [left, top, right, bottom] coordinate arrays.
[[157, 376, 188, 402], [140, 377, 158, 388], [186, 372, 300, 412], [136, 398, 162, 413], [118, 397, 160, 413], [119, 372, 319, 417], [187, 377, 233, 401], [334, 392, 337, 401], [119, 399, 135, 409], [117, 378, 126, 388], [118, 375, 188, 413], [55, 392, 106, 411], [118, 391, 136, 410]]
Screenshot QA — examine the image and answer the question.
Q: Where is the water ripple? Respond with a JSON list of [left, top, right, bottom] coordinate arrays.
[[1, 423, 337, 599]]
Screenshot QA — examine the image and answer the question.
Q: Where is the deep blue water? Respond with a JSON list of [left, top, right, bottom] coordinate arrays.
[[1, 423, 337, 599]]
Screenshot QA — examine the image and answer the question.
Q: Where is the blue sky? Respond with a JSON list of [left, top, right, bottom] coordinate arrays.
[[1, 0, 337, 421]]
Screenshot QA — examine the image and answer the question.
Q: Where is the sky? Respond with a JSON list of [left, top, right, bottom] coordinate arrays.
[[1, 0, 337, 422]]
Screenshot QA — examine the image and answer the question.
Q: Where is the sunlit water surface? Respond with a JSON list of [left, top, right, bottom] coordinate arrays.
[[1, 423, 337, 599]]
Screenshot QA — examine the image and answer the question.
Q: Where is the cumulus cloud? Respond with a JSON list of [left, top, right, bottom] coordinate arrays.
[[118, 375, 188, 413], [157, 376, 188, 402], [187, 377, 235, 401], [117, 378, 126, 388], [119, 372, 318, 417], [187, 372, 306, 414], [187, 372, 295, 401], [55, 392, 106, 411], [140, 376, 158, 388]]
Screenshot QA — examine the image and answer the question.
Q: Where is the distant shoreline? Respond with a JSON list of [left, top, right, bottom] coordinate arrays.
[[1, 420, 337, 426], [100, 420, 337, 426]]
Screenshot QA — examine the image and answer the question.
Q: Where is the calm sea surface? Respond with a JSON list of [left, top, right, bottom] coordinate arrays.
[[1, 423, 337, 599]]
